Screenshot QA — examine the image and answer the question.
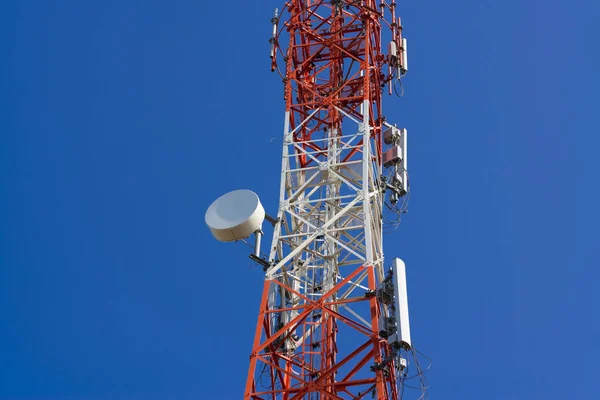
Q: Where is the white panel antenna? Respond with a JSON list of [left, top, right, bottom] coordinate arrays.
[[401, 38, 408, 74], [388, 258, 412, 350]]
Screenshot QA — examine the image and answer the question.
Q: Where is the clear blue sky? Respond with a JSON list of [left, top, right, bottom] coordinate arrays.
[[1, 1, 599, 399]]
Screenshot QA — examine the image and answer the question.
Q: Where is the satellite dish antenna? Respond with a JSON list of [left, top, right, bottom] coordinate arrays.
[[205, 189, 265, 242], [205, 189, 277, 270]]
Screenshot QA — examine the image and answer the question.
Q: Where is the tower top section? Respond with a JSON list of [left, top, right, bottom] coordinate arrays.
[[268, 0, 408, 169]]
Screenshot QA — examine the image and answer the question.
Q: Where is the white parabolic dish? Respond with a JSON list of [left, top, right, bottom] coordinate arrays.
[[205, 189, 265, 242]]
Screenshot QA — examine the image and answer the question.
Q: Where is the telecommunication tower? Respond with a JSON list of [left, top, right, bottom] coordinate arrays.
[[206, 1, 428, 399]]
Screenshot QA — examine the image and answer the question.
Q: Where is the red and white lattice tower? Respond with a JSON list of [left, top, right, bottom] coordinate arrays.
[[245, 1, 415, 399]]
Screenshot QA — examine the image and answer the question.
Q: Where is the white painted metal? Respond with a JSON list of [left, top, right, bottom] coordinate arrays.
[[253, 230, 263, 257], [205, 189, 265, 242], [362, 100, 375, 265], [264, 97, 386, 353]]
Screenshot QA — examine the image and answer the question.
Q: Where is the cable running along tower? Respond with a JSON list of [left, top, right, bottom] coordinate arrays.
[[206, 1, 427, 399]]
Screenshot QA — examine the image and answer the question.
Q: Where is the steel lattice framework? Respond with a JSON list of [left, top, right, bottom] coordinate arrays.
[[245, 1, 408, 399]]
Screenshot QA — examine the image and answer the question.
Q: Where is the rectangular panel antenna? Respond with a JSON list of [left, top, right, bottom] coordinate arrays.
[[389, 258, 412, 349]]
